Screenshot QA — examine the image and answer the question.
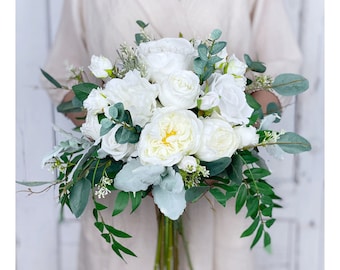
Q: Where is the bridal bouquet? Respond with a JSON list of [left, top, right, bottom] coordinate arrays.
[[35, 21, 310, 269]]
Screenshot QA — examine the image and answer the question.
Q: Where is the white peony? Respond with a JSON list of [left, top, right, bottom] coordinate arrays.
[[100, 125, 136, 161], [104, 70, 159, 127], [138, 107, 203, 166], [209, 73, 253, 125], [195, 117, 240, 162], [234, 125, 259, 149], [88, 55, 113, 79], [136, 37, 195, 83], [159, 70, 201, 109], [80, 113, 102, 141]]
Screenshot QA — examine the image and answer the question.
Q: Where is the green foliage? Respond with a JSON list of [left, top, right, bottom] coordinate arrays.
[[277, 132, 312, 153], [40, 68, 63, 88], [69, 178, 91, 218], [244, 54, 266, 73], [112, 191, 130, 216], [72, 82, 99, 101], [272, 73, 309, 96], [200, 157, 231, 176], [185, 186, 210, 203], [193, 29, 226, 84]]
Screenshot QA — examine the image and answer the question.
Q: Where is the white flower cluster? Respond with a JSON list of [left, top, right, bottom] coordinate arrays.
[[79, 36, 260, 220]]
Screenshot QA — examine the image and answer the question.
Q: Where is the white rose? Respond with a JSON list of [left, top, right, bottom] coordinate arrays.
[[136, 38, 195, 83], [198, 91, 220, 111], [138, 107, 203, 166], [159, 70, 201, 109], [234, 125, 259, 149], [209, 73, 253, 125], [177, 156, 198, 173], [195, 117, 240, 162], [80, 113, 101, 141], [225, 54, 247, 77], [104, 70, 159, 127], [88, 55, 113, 79], [83, 87, 110, 114], [101, 125, 136, 161]]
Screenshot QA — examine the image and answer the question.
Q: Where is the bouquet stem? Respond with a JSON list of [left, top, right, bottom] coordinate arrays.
[[154, 208, 193, 270]]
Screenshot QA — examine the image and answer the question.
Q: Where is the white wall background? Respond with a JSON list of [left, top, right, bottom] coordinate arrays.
[[15, 1, 324, 269]]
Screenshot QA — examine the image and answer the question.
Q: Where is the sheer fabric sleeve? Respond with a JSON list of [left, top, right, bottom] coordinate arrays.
[[41, 0, 89, 105], [250, 0, 303, 109]]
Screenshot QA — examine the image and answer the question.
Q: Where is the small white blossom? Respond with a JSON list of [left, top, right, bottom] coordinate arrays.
[[95, 176, 113, 199]]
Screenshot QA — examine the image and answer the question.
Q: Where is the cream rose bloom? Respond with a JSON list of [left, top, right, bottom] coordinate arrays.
[[234, 125, 259, 149], [225, 54, 247, 76], [80, 113, 102, 141], [159, 70, 201, 109], [83, 87, 110, 114], [209, 73, 253, 125], [195, 117, 240, 162], [88, 55, 113, 79], [137, 107, 203, 166], [136, 37, 195, 83], [104, 70, 159, 127]]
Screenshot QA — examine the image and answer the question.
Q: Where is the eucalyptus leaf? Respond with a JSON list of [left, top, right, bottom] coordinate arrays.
[[197, 44, 208, 61], [272, 73, 309, 96], [193, 57, 207, 75], [210, 29, 222, 40], [244, 54, 266, 73], [185, 186, 210, 203], [210, 41, 226, 55], [16, 181, 53, 187], [69, 178, 91, 218], [57, 100, 83, 113], [100, 118, 115, 136], [209, 188, 227, 207], [40, 68, 63, 88], [245, 93, 261, 110], [72, 83, 99, 101], [277, 132, 312, 153], [207, 55, 223, 66], [200, 157, 231, 176], [226, 154, 243, 184], [136, 20, 148, 29], [115, 126, 140, 144]]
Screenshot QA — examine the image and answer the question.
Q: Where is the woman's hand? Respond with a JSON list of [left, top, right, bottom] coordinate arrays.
[[251, 90, 281, 115]]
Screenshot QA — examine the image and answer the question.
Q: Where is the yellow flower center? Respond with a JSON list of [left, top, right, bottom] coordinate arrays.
[[161, 130, 177, 146]]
